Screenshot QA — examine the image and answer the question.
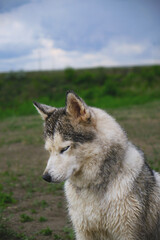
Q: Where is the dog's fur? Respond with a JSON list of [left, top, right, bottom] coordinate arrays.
[[34, 91, 160, 240]]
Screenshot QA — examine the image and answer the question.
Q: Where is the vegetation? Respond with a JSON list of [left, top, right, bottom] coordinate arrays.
[[0, 65, 160, 118], [0, 184, 16, 208], [39, 227, 52, 236], [20, 214, 33, 223], [0, 65, 160, 239]]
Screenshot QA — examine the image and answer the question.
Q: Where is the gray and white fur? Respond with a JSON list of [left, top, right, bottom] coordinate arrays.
[[34, 91, 160, 240]]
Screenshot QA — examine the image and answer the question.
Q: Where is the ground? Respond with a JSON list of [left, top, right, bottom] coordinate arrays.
[[0, 100, 160, 240]]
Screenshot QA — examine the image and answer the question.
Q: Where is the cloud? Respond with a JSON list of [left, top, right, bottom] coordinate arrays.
[[0, 11, 42, 60], [0, 0, 31, 13], [110, 42, 146, 55], [1, 36, 159, 72], [0, 0, 159, 71]]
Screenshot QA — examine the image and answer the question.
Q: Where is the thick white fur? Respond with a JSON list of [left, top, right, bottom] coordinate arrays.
[[63, 107, 159, 240], [65, 144, 143, 239], [42, 106, 159, 240]]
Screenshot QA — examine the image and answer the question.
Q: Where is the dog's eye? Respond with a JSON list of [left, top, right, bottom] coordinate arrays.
[[60, 146, 70, 154]]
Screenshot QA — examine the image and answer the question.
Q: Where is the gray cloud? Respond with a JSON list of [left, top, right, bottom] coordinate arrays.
[[0, 0, 159, 72], [0, 0, 32, 13]]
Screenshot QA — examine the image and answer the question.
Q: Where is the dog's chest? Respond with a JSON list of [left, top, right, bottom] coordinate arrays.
[[64, 181, 118, 233], [64, 181, 138, 240], [65, 182, 106, 226]]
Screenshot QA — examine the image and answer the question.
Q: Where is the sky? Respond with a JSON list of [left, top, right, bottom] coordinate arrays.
[[0, 0, 160, 72]]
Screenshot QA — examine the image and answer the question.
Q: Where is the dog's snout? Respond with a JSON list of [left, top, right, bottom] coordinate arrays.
[[42, 172, 52, 182]]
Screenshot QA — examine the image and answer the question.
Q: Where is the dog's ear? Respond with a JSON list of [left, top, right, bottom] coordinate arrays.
[[66, 91, 91, 122], [33, 102, 56, 120]]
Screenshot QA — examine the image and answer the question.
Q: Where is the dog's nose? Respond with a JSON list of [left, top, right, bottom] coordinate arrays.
[[42, 173, 52, 182]]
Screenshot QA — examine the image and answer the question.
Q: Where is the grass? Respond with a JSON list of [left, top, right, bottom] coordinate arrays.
[[20, 214, 33, 223], [0, 102, 159, 232], [0, 213, 35, 240], [63, 227, 74, 239], [0, 184, 16, 208], [0, 65, 160, 118], [0, 66, 160, 239], [54, 234, 62, 239], [33, 200, 49, 209], [39, 227, 52, 236], [39, 216, 47, 222]]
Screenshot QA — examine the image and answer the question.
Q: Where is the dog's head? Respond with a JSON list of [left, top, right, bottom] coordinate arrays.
[[33, 91, 97, 183]]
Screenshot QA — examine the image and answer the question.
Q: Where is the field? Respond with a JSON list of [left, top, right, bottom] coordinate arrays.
[[0, 65, 160, 118], [0, 66, 160, 239], [0, 100, 160, 240]]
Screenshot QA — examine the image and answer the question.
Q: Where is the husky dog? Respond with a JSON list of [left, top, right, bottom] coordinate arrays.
[[34, 91, 160, 240]]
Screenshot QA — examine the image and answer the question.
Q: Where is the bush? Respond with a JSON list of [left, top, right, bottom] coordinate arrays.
[[103, 79, 119, 96], [76, 71, 95, 84], [0, 65, 160, 118], [64, 67, 76, 83]]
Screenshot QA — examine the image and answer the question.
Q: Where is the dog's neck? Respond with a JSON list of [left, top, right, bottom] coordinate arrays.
[[69, 142, 125, 192]]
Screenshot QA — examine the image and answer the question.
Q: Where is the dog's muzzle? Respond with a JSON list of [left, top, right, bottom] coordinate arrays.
[[42, 172, 52, 183]]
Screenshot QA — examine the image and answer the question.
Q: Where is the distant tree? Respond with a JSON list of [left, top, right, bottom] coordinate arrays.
[[64, 67, 76, 83]]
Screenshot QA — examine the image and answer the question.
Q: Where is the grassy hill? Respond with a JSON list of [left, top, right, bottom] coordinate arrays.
[[0, 65, 160, 118]]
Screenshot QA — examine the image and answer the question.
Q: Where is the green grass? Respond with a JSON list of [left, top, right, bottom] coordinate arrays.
[[0, 98, 160, 239], [30, 209, 37, 214], [0, 65, 160, 118], [63, 227, 74, 239], [0, 184, 16, 208], [39, 227, 52, 236], [0, 213, 35, 240], [53, 234, 62, 239], [37, 200, 48, 209], [38, 216, 47, 222], [20, 214, 33, 223]]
